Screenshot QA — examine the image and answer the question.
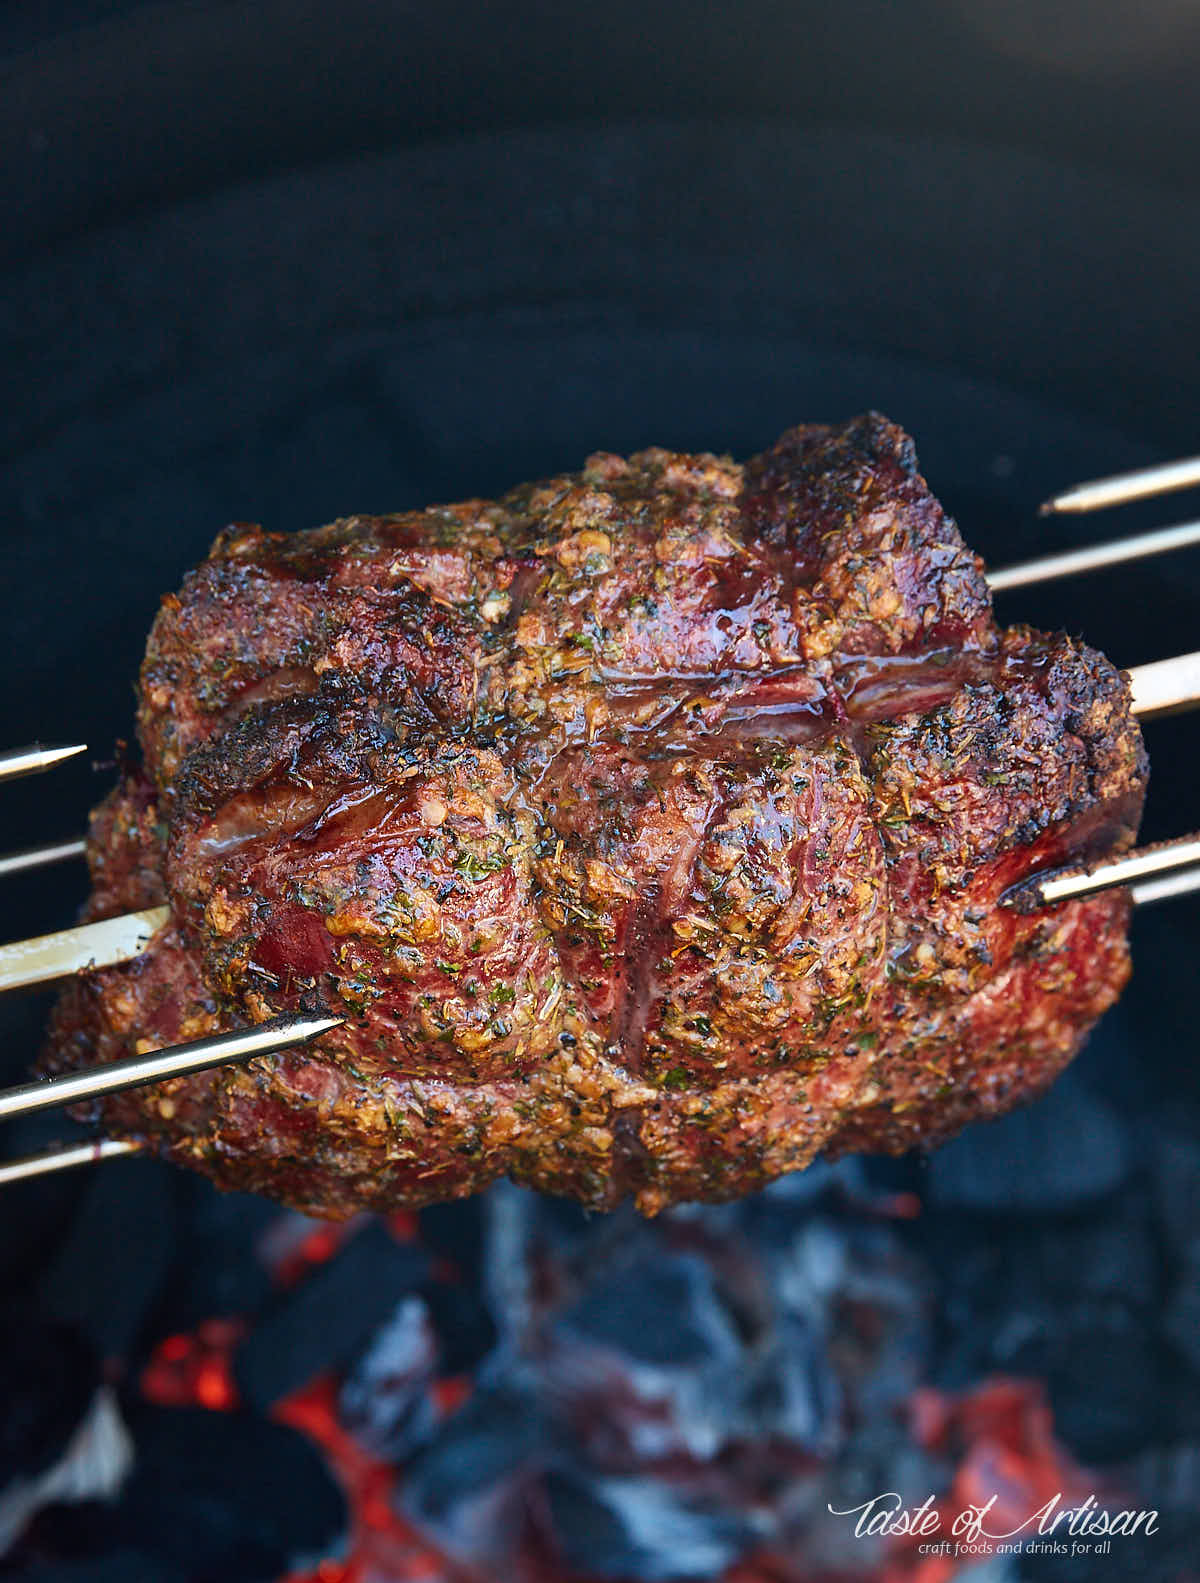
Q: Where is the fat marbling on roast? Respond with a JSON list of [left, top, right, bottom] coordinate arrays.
[[45, 414, 1147, 1216]]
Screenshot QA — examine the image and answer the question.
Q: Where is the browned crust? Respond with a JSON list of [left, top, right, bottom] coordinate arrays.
[[44, 414, 1146, 1216]]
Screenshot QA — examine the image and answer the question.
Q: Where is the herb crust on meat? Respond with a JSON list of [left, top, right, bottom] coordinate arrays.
[[45, 414, 1147, 1216]]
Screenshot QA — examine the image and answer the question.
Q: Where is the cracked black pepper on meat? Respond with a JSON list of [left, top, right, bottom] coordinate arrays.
[[43, 413, 1147, 1216]]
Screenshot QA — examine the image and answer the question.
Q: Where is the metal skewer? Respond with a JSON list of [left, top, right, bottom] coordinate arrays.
[[1130, 866, 1200, 906], [1003, 832, 1200, 910], [0, 906, 169, 994], [7, 847, 1199, 1190], [0, 1010, 343, 1123], [1127, 651, 1200, 720], [0, 838, 89, 880], [2, 657, 1198, 987], [987, 517, 1200, 592], [0, 742, 87, 782], [7, 507, 1200, 885], [0, 1138, 138, 1187], [2, 822, 1197, 1188], [1040, 454, 1200, 516]]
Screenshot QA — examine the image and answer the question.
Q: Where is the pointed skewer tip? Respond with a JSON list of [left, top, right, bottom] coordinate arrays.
[[0, 1010, 346, 1123], [0, 1137, 138, 1187], [0, 742, 89, 783]]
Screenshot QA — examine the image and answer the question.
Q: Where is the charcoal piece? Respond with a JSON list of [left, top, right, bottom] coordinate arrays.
[[155, 1178, 278, 1330], [1041, 1195, 1157, 1308], [742, 1314, 840, 1451], [1041, 1318, 1167, 1463], [420, 1279, 497, 1376], [559, 1251, 740, 1369], [771, 1219, 928, 1424], [234, 1221, 428, 1413], [418, 1198, 487, 1276], [33, 1154, 174, 1362], [542, 1468, 758, 1582], [544, 1237, 852, 1463], [0, 1314, 97, 1489], [0, 1114, 91, 1294], [925, 1074, 1132, 1213], [1163, 1246, 1200, 1376], [339, 1295, 440, 1460], [0, 1386, 132, 1560], [3, 1552, 182, 1582], [545, 1251, 748, 1463], [111, 1406, 345, 1583], [399, 1385, 550, 1566], [1149, 1122, 1200, 1255]]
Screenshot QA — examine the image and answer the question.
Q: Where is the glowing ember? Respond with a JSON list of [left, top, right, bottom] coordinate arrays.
[[277, 1377, 451, 1583], [887, 1378, 1111, 1583], [141, 1319, 244, 1412]]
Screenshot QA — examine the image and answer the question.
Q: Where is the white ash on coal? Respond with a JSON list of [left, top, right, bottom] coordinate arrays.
[[393, 1169, 937, 1578]]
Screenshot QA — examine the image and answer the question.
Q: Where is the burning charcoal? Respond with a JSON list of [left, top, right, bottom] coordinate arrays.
[[234, 1220, 428, 1413], [771, 1218, 929, 1423], [398, 1384, 551, 1569], [925, 1072, 1132, 1213], [0, 1315, 132, 1559], [110, 1405, 346, 1583], [542, 1467, 761, 1581], [339, 1295, 441, 1459], [543, 1249, 752, 1463], [33, 1154, 174, 1362]]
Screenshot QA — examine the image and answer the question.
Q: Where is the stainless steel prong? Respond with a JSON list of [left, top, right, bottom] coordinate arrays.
[[1127, 651, 1200, 719], [0, 906, 169, 993], [1040, 455, 1200, 516], [1131, 866, 1200, 907], [0, 1137, 138, 1186], [0, 743, 88, 783], [8, 832, 1197, 1190], [0, 1011, 343, 1123], [0, 837, 88, 880], [1003, 832, 1200, 911], [988, 517, 1200, 592]]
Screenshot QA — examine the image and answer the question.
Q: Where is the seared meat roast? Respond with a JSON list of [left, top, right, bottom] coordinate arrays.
[[46, 415, 1146, 1216]]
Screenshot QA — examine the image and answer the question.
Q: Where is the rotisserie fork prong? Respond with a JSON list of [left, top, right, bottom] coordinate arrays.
[[0, 1138, 138, 1187], [4, 641, 1199, 986], [0, 742, 87, 782], [7, 424, 1200, 1202], [1040, 453, 1200, 516], [1001, 831, 1200, 912], [0, 1011, 343, 1123], [987, 517, 1200, 591], [2, 845, 1196, 1191], [0, 838, 89, 880]]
